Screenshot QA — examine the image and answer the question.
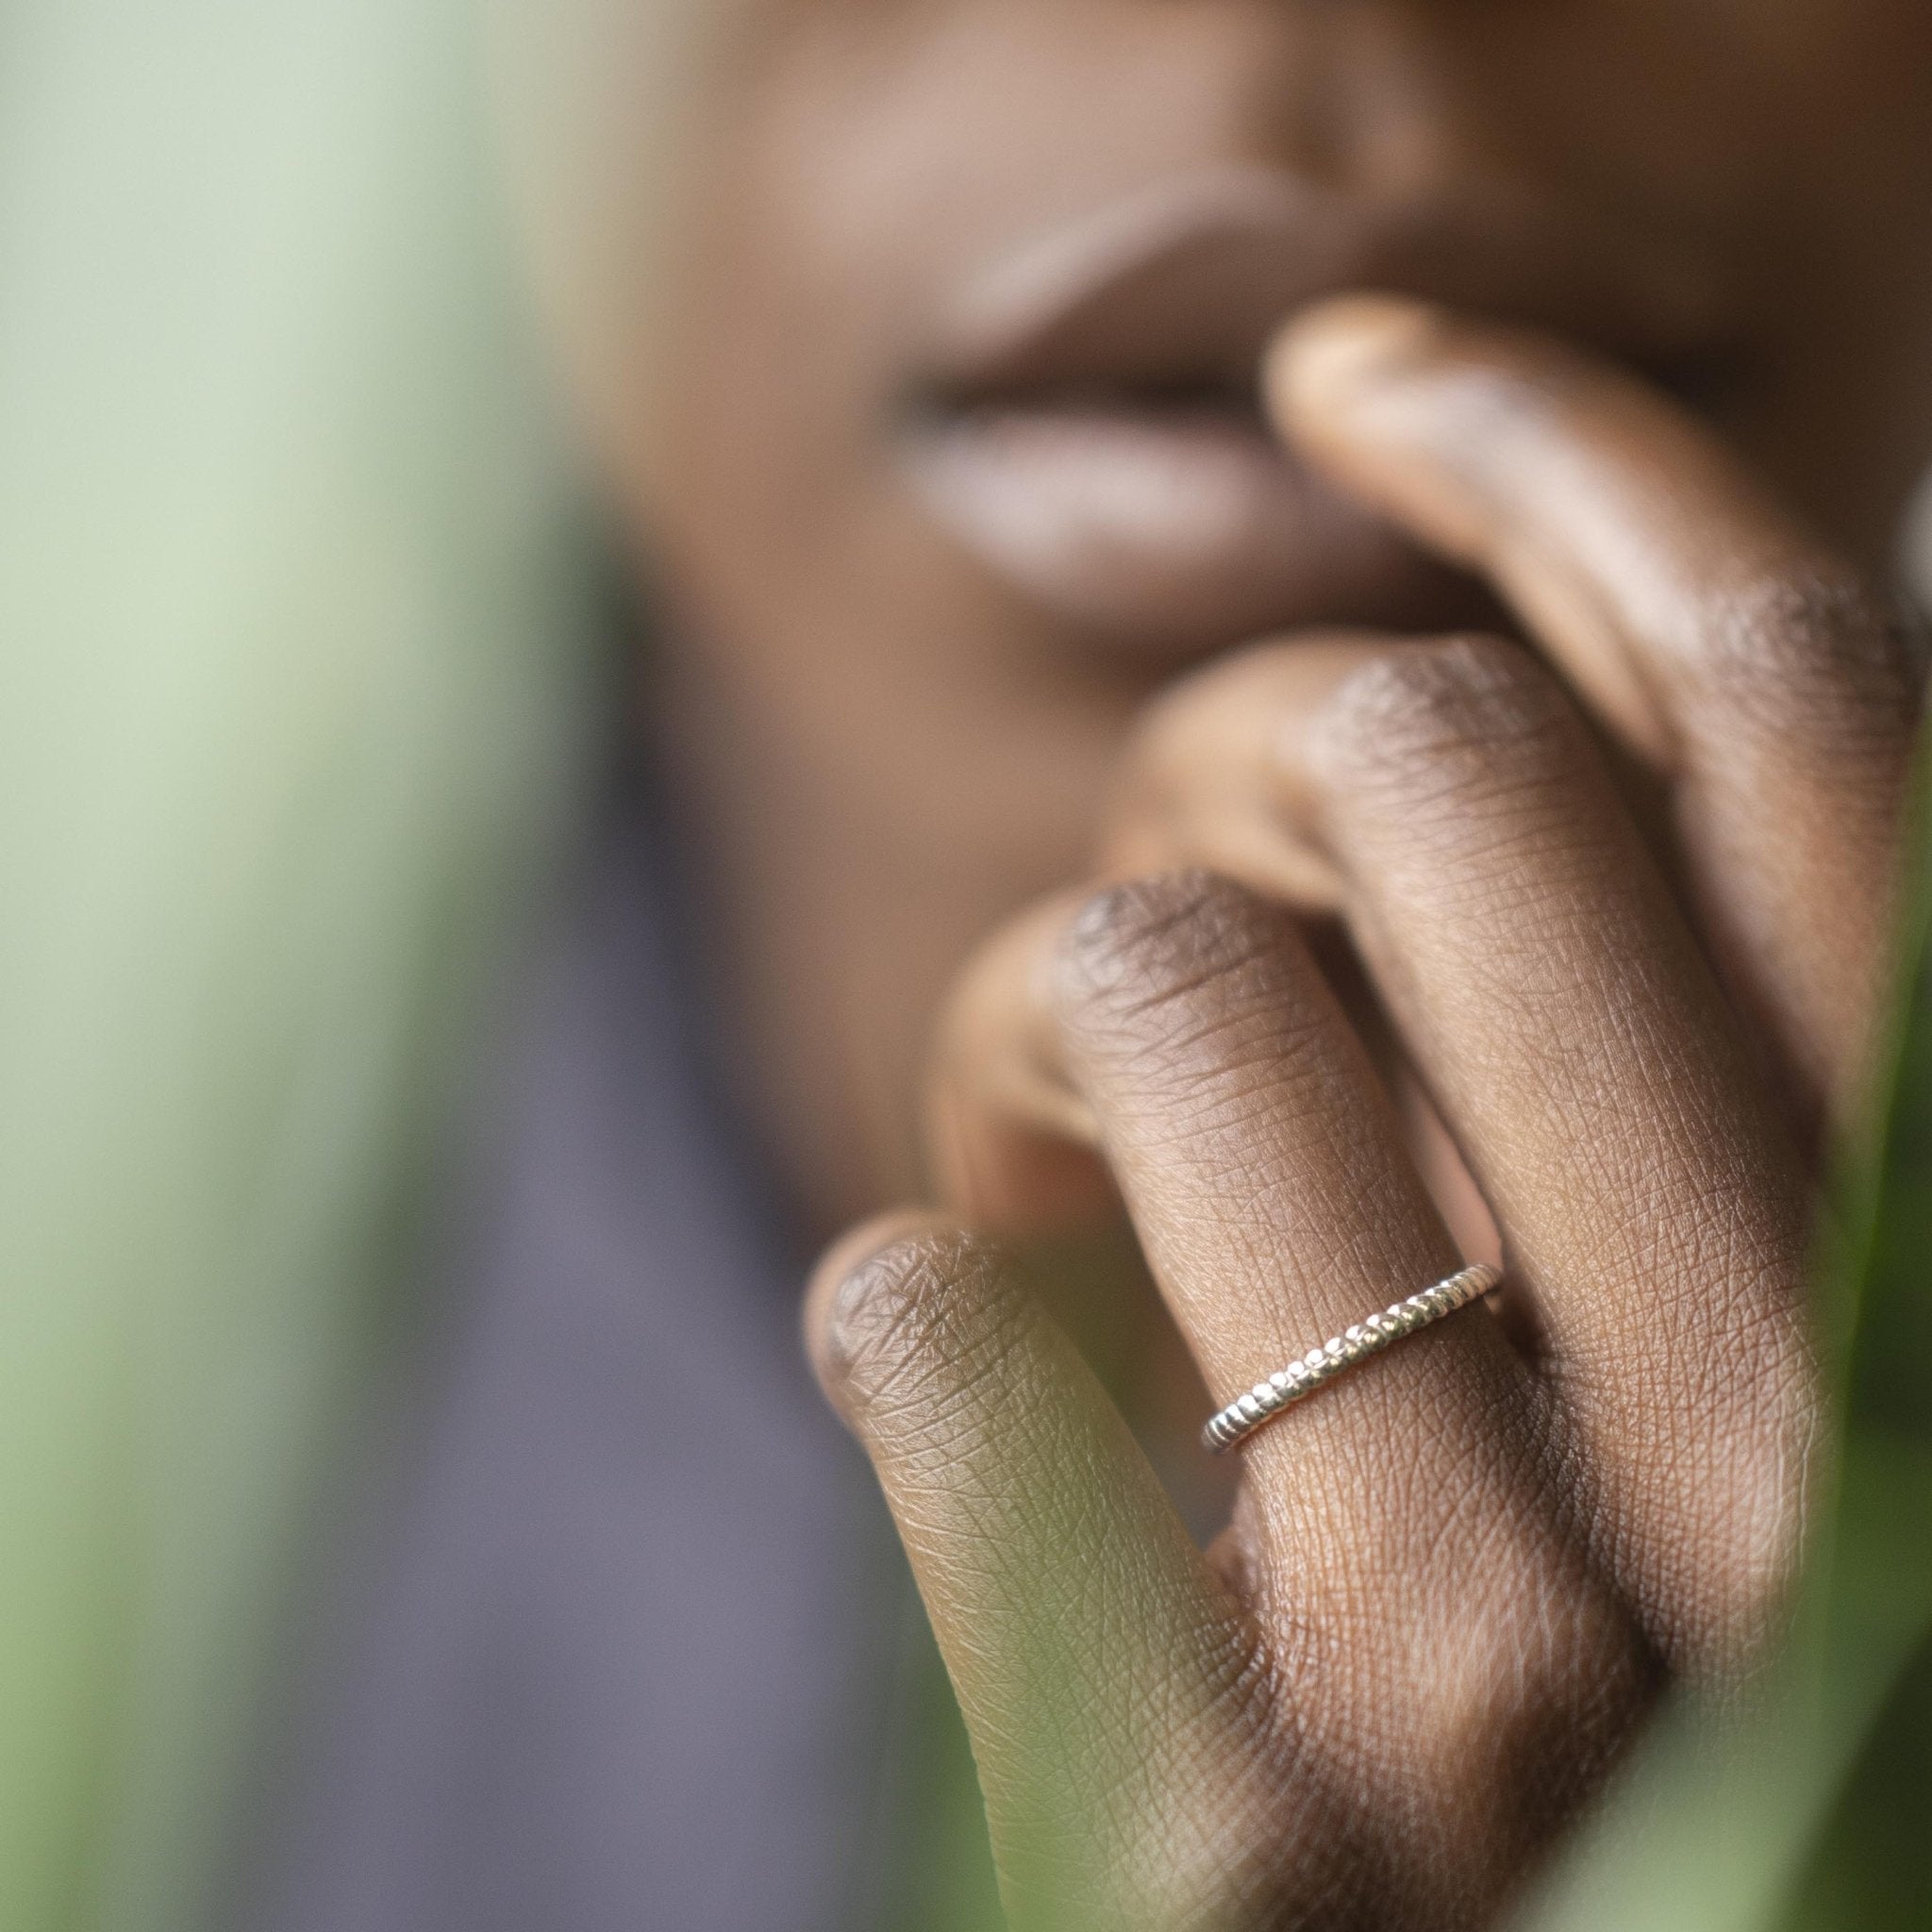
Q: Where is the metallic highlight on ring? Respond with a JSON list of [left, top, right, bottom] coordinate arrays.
[[1202, 1263, 1503, 1454]]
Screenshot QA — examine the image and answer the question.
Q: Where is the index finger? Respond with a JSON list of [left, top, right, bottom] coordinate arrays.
[[1269, 296, 1922, 1120]]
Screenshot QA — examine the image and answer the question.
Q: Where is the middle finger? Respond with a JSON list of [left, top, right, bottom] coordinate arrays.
[[1111, 631, 1818, 1671]]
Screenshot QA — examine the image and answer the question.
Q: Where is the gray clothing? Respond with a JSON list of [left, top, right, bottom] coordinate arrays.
[[259, 801, 911, 1931]]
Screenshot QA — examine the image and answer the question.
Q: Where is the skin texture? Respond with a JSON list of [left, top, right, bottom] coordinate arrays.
[[528, 1, 1932, 1923], [628, 0, 1932, 1228], [810, 337, 1907, 1923]]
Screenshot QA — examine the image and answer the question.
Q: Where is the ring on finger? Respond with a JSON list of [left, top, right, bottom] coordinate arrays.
[[1203, 1263, 1502, 1454]]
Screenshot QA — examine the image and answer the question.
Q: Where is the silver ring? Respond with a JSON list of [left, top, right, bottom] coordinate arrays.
[[1202, 1263, 1502, 1455]]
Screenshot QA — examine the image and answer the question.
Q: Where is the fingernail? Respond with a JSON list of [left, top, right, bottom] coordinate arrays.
[[1267, 294, 1443, 416]]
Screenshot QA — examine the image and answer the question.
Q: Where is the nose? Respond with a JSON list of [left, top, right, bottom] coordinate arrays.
[[1119, 0, 1478, 197]]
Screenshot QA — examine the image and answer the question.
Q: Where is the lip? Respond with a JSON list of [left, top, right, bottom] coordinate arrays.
[[898, 167, 1734, 655]]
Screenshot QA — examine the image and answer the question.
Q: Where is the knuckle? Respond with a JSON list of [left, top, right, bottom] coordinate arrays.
[[1277, 1493, 1654, 1900], [1650, 1315, 1818, 1669], [1699, 564, 1921, 753], [1429, 1570, 1653, 1849], [816, 1227, 1009, 1404], [1056, 869, 1287, 1029], [1381, 1533, 1652, 1847], [1309, 635, 1574, 806]]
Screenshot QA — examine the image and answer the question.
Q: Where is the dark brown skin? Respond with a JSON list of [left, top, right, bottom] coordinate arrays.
[[545, 2, 1932, 1924]]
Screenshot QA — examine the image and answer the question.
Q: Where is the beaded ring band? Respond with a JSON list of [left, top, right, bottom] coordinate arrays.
[[1202, 1262, 1503, 1455]]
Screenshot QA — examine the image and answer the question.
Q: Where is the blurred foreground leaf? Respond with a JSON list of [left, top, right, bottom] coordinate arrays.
[[0, 5, 591, 1927], [1517, 767, 1932, 1932]]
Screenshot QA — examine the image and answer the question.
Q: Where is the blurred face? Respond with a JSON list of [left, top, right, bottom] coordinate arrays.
[[585, 1, 1932, 1217]]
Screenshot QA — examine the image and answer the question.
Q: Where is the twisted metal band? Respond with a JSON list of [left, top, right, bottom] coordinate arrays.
[[1202, 1262, 1503, 1455]]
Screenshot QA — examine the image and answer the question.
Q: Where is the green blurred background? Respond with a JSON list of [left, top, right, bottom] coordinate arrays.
[[0, 2, 592, 1924]]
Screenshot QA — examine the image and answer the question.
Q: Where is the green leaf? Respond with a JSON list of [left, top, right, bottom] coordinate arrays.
[[1517, 758, 1932, 1931]]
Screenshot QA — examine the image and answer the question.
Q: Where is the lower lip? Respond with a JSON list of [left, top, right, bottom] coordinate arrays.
[[901, 401, 1464, 654]]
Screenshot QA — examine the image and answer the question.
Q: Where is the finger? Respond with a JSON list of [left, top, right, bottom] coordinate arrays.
[[948, 873, 1558, 1557], [1218, 633, 1816, 1668], [1270, 296, 1922, 1119], [925, 891, 1116, 1238], [1099, 635, 1506, 1268], [924, 885, 1655, 1897], [1048, 879, 1655, 1866], [804, 1215, 1308, 1930], [927, 857, 1501, 1274], [1100, 631, 1379, 909]]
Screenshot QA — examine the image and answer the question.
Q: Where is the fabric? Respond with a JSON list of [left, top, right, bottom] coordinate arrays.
[[253, 788, 910, 1932]]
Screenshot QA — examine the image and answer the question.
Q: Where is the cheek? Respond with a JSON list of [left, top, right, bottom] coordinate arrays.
[[649, 159, 874, 651], [646, 25, 1077, 682]]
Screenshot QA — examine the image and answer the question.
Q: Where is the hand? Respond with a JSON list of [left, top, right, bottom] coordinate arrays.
[[804, 297, 1923, 1930]]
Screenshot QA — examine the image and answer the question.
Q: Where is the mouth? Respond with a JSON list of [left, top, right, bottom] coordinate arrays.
[[901, 374, 1413, 654], [898, 168, 1738, 657]]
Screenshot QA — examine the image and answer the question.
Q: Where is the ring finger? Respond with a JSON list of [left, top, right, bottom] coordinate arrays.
[[927, 871, 1645, 1816], [1106, 631, 1818, 1673]]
